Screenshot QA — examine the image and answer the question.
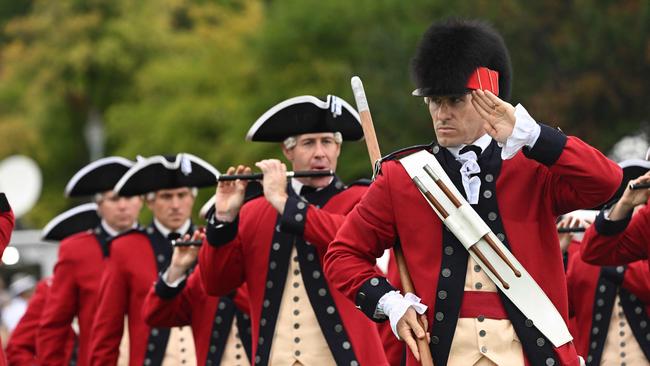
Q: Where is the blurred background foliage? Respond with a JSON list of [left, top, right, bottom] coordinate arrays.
[[1, 0, 649, 227]]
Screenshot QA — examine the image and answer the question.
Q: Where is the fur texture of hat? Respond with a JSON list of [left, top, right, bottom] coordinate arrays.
[[411, 18, 512, 100]]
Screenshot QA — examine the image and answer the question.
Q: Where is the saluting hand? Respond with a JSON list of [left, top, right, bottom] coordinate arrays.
[[215, 165, 250, 222], [471, 89, 516, 144], [167, 229, 204, 283], [256, 159, 289, 214], [609, 171, 650, 220]]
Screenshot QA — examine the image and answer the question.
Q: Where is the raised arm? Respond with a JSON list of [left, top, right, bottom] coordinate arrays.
[[144, 237, 203, 327], [581, 202, 650, 266], [280, 185, 366, 250], [324, 165, 399, 315]]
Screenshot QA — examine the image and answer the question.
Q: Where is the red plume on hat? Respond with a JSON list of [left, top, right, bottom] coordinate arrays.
[[410, 18, 512, 100]]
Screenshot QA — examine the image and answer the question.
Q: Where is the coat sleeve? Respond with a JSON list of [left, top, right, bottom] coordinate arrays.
[[5, 280, 49, 365], [519, 126, 622, 215], [324, 164, 400, 321], [581, 203, 649, 266], [89, 247, 129, 365], [278, 187, 365, 251], [199, 210, 250, 297], [622, 260, 650, 304], [142, 269, 199, 328], [0, 193, 14, 254], [37, 242, 80, 365]]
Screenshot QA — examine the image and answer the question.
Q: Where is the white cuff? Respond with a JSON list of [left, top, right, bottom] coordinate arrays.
[[162, 268, 186, 287], [378, 291, 428, 340], [500, 104, 541, 160]]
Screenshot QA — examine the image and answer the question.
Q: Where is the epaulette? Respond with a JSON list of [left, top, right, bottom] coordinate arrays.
[[373, 142, 435, 177]]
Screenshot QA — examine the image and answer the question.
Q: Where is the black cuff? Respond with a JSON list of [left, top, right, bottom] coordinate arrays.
[[355, 276, 396, 323], [154, 272, 187, 299], [594, 208, 632, 235], [0, 193, 10, 213], [279, 196, 308, 236], [522, 124, 567, 166], [205, 213, 239, 247]]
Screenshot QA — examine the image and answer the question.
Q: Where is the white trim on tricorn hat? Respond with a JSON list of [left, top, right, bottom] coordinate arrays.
[[113, 153, 219, 196], [41, 203, 100, 241], [245, 95, 362, 142], [65, 157, 135, 197]]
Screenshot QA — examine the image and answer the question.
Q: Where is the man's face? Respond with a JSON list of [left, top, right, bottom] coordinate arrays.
[[428, 93, 486, 147], [146, 187, 195, 231], [282, 132, 341, 189], [97, 191, 143, 232]]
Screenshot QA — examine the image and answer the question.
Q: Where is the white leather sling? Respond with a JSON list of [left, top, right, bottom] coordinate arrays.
[[400, 149, 572, 347]]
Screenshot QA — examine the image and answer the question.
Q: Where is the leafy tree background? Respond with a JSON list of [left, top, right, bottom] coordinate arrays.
[[1, 0, 649, 227]]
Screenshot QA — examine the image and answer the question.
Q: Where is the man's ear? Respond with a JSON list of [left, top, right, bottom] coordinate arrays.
[[282, 144, 294, 163]]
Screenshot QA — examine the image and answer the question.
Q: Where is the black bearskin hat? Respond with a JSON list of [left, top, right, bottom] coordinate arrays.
[[411, 18, 512, 100]]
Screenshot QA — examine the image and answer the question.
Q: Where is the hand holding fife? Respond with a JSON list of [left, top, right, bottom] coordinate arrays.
[[610, 171, 650, 220], [556, 215, 593, 253], [471, 89, 516, 144], [397, 307, 430, 363], [215, 165, 250, 222], [167, 229, 205, 283], [255, 159, 289, 215]]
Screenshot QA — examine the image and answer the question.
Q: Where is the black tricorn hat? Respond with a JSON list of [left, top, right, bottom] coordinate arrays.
[[411, 18, 512, 100], [246, 95, 363, 142], [65, 157, 135, 197], [114, 153, 219, 196], [41, 203, 100, 241]]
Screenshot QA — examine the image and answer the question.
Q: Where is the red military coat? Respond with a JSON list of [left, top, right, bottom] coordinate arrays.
[[567, 249, 650, 364], [324, 127, 621, 366], [38, 226, 111, 365], [0, 193, 13, 253], [6, 278, 76, 365], [581, 197, 650, 269], [90, 224, 192, 365], [143, 266, 252, 365], [199, 179, 388, 366], [0, 193, 15, 366]]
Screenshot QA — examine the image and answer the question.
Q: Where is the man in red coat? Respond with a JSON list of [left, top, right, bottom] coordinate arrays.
[[568, 250, 650, 365], [143, 234, 252, 365], [0, 192, 15, 366], [6, 277, 76, 365], [323, 19, 621, 366], [581, 167, 650, 270], [37, 157, 142, 366], [89, 153, 217, 365], [199, 95, 388, 365], [558, 205, 650, 365]]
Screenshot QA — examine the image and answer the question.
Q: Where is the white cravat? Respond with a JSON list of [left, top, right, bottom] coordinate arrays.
[[457, 150, 481, 204]]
